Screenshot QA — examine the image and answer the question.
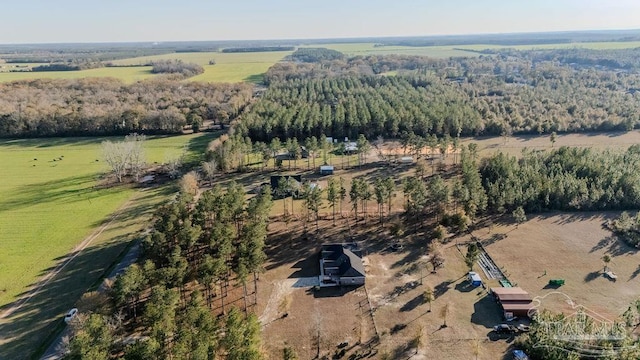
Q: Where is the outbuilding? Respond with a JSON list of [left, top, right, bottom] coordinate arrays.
[[319, 165, 334, 175], [468, 271, 482, 287], [490, 287, 537, 319]]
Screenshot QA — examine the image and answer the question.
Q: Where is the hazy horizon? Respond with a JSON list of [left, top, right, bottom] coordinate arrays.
[[2, 0, 639, 44]]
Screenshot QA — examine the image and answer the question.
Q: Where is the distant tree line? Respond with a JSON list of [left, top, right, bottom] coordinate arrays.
[[0, 78, 252, 137], [150, 59, 204, 78], [245, 51, 640, 142], [31, 62, 102, 72], [289, 47, 345, 63], [480, 145, 640, 213], [221, 46, 294, 53]]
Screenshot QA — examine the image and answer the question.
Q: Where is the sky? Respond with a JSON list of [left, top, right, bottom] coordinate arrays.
[[1, 0, 639, 44]]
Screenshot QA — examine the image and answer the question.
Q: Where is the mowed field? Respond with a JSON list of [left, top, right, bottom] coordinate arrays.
[[0, 133, 215, 360], [0, 50, 291, 84], [0, 66, 156, 83], [2, 39, 640, 84], [310, 40, 640, 57]]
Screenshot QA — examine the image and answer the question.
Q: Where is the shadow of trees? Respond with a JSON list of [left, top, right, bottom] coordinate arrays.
[[399, 293, 425, 312], [0, 238, 132, 360]]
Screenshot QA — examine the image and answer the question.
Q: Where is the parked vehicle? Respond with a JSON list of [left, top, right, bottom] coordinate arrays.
[[517, 324, 531, 332], [64, 308, 78, 324], [493, 324, 518, 334], [512, 349, 530, 360]]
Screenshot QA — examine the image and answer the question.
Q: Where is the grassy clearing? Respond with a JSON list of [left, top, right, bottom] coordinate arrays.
[[312, 40, 640, 58], [113, 51, 292, 83], [0, 66, 155, 83], [0, 132, 215, 359], [0, 134, 206, 307]]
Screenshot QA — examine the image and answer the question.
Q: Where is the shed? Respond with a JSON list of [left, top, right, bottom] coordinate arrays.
[[490, 287, 536, 319], [468, 272, 482, 287], [400, 156, 414, 163], [501, 302, 537, 317], [344, 142, 358, 153], [319, 165, 334, 175]]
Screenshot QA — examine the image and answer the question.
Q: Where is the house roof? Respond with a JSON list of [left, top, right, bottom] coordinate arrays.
[[497, 293, 533, 302], [490, 287, 529, 295], [270, 175, 302, 190], [501, 302, 536, 312], [320, 243, 365, 278]]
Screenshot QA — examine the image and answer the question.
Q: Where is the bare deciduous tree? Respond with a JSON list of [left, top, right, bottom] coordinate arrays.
[[201, 159, 217, 185], [102, 133, 146, 183]]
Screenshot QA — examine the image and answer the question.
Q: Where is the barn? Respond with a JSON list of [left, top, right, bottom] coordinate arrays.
[[490, 287, 537, 319]]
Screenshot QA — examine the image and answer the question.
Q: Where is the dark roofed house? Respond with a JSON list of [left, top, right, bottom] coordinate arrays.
[[270, 175, 303, 198], [319, 243, 365, 287]]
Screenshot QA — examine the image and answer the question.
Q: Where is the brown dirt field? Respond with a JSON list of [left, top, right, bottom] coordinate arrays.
[[258, 212, 517, 359], [242, 132, 640, 359], [480, 212, 640, 319]]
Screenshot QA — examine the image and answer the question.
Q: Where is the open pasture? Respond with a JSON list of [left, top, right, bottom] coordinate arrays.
[[0, 66, 155, 83], [0, 133, 214, 359], [482, 212, 640, 319], [0, 133, 210, 307], [113, 50, 293, 83], [313, 40, 640, 58]]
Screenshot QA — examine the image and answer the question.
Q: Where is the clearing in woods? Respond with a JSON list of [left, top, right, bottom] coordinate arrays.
[[0, 132, 216, 360], [247, 131, 640, 359]]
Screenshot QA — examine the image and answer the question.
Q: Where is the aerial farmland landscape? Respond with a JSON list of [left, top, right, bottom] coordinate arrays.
[[2, 1, 640, 360]]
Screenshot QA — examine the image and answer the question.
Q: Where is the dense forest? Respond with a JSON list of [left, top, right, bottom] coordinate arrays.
[[241, 50, 640, 142], [150, 59, 205, 78], [480, 145, 640, 213], [0, 78, 253, 137], [288, 47, 345, 63], [67, 184, 272, 359]]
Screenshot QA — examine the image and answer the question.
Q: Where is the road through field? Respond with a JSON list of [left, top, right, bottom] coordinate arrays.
[[40, 240, 142, 360], [0, 198, 134, 321]]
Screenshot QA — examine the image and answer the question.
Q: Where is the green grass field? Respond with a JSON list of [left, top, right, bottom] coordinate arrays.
[[311, 41, 640, 57], [0, 51, 291, 84], [112, 50, 292, 83], [0, 132, 216, 359], [0, 66, 156, 83], [1, 41, 639, 84]]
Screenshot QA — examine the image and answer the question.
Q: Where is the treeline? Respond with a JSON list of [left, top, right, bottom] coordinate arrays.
[[480, 145, 640, 213], [31, 62, 103, 72], [246, 51, 640, 142], [289, 47, 345, 63], [0, 78, 253, 137], [238, 74, 482, 141], [150, 59, 204, 78], [264, 54, 441, 83], [221, 46, 294, 53], [486, 47, 640, 71], [69, 186, 273, 359]]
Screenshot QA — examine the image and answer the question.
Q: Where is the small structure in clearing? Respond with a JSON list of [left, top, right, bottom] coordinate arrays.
[[319, 165, 334, 175], [468, 271, 482, 287], [319, 243, 365, 287], [490, 287, 537, 319]]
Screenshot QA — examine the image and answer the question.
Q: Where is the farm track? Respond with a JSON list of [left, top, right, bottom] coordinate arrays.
[[0, 196, 136, 320]]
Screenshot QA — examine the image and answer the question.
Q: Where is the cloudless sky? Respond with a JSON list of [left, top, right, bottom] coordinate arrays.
[[1, 0, 639, 44]]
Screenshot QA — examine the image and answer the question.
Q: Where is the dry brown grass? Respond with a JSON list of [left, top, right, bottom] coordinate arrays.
[[244, 133, 640, 359], [480, 212, 640, 319]]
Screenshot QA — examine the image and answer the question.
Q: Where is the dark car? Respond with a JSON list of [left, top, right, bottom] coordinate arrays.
[[493, 324, 517, 334]]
